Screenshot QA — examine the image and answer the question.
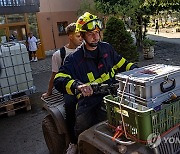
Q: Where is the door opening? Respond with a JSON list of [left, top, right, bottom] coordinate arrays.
[[9, 25, 27, 41]]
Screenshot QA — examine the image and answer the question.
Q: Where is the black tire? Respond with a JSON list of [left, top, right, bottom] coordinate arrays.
[[42, 114, 66, 154]]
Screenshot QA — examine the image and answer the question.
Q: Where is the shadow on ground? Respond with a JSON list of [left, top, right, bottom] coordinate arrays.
[[0, 92, 49, 154]]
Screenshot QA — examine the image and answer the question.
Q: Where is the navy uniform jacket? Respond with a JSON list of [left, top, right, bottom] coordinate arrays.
[[54, 41, 137, 95]]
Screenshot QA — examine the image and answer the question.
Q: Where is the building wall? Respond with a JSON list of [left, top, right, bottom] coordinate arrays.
[[39, 0, 81, 12], [37, 11, 78, 51], [37, 0, 82, 52]]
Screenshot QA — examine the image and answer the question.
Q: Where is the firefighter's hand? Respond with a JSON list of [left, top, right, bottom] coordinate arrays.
[[77, 84, 93, 97]]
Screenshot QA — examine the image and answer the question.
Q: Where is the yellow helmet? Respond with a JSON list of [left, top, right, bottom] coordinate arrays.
[[76, 12, 103, 32]]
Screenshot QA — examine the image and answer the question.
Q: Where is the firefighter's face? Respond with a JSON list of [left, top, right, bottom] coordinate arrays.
[[70, 32, 83, 47], [83, 30, 100, 48]]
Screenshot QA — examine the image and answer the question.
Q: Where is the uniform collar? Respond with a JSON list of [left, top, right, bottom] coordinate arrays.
[[83, 42, 104, 59]]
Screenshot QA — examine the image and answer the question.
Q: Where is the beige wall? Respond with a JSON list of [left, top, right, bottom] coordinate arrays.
[[37, 11, 78, 51], [39, 0, 81, 12], [37, 0, 83, 52]]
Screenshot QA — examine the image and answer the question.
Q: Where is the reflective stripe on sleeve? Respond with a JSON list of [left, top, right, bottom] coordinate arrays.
[[54, 72, 71, 79], [111, 68, 115, 77], [113, 57, 126, 70], [126, 63, 134, 71], [92, 72, 110, 84], [87, 72, 95, 82], [66, 80, 75, 95], [76, 70, 115, 100], [101, 73, 109, 82], [76, 93, 81, 99]]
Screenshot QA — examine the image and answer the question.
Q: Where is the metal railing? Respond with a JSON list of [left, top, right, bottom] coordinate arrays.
[[0, 0, 39, 7], [0, 0, 40, 14]]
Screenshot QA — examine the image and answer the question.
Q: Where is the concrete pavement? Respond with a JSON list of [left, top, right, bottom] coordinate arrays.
[[0, 57, 52, 154], [147, 28, 180, 45]]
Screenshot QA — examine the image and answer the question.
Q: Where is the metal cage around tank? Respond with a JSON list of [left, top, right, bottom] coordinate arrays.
[[0, 42, 35, 103]]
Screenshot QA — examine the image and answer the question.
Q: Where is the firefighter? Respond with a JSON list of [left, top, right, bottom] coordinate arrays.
[[54, 12, 138, 154]]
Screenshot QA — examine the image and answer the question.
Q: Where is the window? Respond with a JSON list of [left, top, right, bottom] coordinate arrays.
[[0, 15, 5, 24], [57, 21, 68, 36], [0, 28, 7, 43], [27, 13, 39, 38], [7, 14, 25, 23]]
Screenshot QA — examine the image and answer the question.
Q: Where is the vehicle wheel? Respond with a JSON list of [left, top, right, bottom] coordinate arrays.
[[42, 114, 66, 154]]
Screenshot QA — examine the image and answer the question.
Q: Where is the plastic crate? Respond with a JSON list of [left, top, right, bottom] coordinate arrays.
[[104, 95, 180, 143]]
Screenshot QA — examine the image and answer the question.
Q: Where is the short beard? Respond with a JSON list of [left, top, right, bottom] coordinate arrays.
[[84, 39, 99, 47], [82, 32, 100, 47]]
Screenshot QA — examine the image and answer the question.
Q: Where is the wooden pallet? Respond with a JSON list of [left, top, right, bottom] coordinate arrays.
[[0, 88, 34, 102], [0, 96, 31, 117]]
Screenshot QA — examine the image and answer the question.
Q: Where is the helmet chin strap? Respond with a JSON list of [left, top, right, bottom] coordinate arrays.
[[84, 39, 99, 47], [87, 42, 98, 47], [82, 31, 100, 48]]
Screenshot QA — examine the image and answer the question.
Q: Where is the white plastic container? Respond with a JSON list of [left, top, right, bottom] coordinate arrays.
[[0, 42, 34, 100], [116, 64, 180, 108], [117, 87, 180, 109]]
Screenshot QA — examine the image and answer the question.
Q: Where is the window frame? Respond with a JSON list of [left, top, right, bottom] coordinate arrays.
[[57, 21, 68, 36]]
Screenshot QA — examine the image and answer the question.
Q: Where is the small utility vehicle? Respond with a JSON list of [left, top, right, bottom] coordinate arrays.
[[42, 83, 180, 154]]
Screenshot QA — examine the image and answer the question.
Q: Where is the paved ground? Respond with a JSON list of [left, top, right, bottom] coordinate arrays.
[[147, 28, 180, 44], [0, 30, 179, 154], [0, 58, 52, 154]]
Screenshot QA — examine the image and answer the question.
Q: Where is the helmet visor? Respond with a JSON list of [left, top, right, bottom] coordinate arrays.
[[82, 19, 103, 31]]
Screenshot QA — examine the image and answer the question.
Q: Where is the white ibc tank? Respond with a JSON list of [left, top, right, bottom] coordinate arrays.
[[0, 42, 34, 99]]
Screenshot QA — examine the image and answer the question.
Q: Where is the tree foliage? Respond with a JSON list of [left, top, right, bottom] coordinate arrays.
[[94, 0, 180, 50], [95, 0, 180, 15], [103, 16, 138, 62], [77, 0, 99, 16]]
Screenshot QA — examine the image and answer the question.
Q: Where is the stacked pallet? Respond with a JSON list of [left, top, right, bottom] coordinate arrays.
[[0, 95, 31, 116]]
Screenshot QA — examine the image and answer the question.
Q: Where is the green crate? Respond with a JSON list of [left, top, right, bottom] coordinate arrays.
[[104, 95, 180, 143]]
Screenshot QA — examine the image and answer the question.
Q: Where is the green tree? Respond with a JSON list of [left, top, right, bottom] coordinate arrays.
[[77, 0, 98, 16], [94, 0, 180, 50], [103, 16, 138, 62]]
